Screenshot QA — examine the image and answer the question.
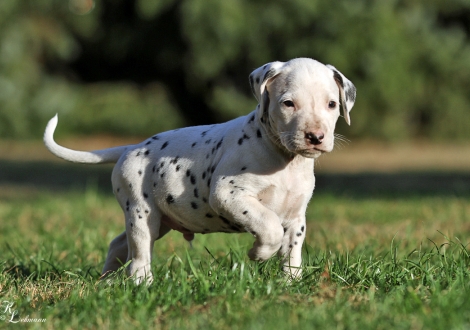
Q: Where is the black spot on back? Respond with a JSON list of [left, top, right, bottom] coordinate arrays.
[[161, 141, 169, 150], [166, 194, 175, 204]]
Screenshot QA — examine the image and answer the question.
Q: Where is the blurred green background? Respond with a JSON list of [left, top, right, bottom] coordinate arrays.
[[2, 0, 470, 141]]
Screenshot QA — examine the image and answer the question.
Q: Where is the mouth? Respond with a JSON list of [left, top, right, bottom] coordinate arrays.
[[296, 147, 328, 158], [313, 147, 327, 153]]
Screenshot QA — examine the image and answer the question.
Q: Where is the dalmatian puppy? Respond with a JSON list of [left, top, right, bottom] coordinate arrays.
[[44, 58, 356, 284]]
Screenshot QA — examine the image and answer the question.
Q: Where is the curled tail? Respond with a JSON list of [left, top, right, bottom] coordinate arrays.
[[44, 114, 130, 164]]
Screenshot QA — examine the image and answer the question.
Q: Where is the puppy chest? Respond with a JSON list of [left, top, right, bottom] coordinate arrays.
[[257, 185, 309, 219]]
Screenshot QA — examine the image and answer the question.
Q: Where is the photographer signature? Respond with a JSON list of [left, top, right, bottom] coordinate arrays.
[[1, 301, 46, 323]]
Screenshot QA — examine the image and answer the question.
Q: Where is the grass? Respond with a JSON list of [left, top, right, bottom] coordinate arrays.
[[0, 186, 469, 329]]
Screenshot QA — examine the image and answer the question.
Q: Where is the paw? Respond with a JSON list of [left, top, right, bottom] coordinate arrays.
[[248, 242, 281, 261], [283, 265, 302, 279], [127, 262, 153, 285]]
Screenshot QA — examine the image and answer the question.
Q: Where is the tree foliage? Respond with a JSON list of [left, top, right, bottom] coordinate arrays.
[[1, 0, 470, 140]]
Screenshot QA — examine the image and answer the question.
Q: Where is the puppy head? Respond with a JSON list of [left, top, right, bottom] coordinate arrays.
[[249, 58, 356, 158]]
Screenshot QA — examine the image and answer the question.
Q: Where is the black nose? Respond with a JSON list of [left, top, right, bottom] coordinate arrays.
[[305, 132, 324, 145]]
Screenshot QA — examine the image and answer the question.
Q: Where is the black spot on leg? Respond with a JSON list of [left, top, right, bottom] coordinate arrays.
[[176, 165, 181, 171], [229, 180, 235, 184], [161, 141, 169, 150], [166, 194, 175, 204], [138, 215, 142, 219], [257, 129, 262, 138], [219, 215, 230, 224], [130, 222, 133, 227], [256, 77, 260, 83], [143, 192, 148, 198], [249, 114, 255, 123], [202, 197, 208, 203], [202, 172, 206, 179], [230, 225, 240, 232], [207, 178, 211, 187], [138, 170, 142, 175], [194, 188, 199, 198], [152, 165, 156, 173], [191, 202, 198, 209], [190, 175, 196, 185], [116, 188, 120, 192], [144, 150, 150, 155], [289, 244, 293, 248], [294, 241, 298, 245], [283, 227, 287, 233], [301, 226, 305, 232], [296, 232, 302, 237], [160, 172, 165, 178], [238, 138, 243, 145], [205, 213, 213, 218], [243, 211, 248, 215], [186, 170, 191, 177]]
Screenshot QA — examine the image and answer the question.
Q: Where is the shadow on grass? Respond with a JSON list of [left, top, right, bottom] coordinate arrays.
[[1, 159, 470, 198]]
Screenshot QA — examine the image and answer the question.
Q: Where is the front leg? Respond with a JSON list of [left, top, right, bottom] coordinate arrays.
[[277, 219, 306, 278], [211, 193, 284, 262]]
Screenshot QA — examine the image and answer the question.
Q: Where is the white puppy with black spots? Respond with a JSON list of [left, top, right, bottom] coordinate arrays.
[[44, 58, 356, 284]]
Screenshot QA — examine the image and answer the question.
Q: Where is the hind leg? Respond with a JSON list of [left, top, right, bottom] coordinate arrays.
[[101, 231, 127, 277], [125, 202, 174, 284], [101, 223, 171, 280]]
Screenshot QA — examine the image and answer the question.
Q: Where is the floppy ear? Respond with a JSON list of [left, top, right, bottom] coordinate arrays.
[[326, 65, 356, 125], [249, 61, 285, 119]]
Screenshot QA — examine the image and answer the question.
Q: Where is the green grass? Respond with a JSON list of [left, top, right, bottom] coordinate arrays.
[[1, 188, 470, 329]]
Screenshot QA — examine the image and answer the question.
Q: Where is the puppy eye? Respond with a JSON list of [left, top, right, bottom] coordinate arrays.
[[328, 101, 337, 109], [283, 100, 295, 108]]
